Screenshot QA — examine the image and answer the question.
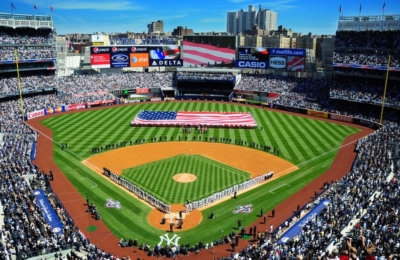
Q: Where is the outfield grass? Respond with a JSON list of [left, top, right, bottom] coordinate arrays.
[[121, 154, 250, 204], [41, 102, 359, 246]]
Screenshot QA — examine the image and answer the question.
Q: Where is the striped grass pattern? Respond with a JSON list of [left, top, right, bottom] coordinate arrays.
[[41, 102, 359, 245], [121, 154, 250, 204]]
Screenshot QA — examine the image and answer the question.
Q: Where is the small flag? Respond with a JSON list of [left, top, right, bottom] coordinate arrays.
[[339, 5, 342, 13], [34, 4, 37, 10], [11, 2, 16, 9], [50, 5, 54, 12], [383, 2, 386, 11]]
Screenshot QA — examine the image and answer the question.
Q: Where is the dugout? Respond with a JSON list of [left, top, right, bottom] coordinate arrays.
[[175, 68, 241, 101]]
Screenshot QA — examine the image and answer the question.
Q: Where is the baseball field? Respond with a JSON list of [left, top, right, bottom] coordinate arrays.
[[32, 101, 360, 248]]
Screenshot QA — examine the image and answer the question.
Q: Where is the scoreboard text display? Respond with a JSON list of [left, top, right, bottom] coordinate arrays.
[[236, 47, 269, 69], [90, 46, 183, 68]]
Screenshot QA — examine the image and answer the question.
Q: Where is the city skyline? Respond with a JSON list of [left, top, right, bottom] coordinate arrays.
[[1, 0, 399, 35]]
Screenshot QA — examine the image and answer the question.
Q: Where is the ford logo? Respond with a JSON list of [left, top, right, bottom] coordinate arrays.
[[112, 54, 128, 62]]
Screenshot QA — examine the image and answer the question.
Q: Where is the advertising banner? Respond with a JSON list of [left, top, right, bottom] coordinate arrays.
[[269, 48, 306, 57], [130, 46, 148, 53], [86, 101, 103, 106], [91, 54, 110, 68], [30, 142, 37, 160], [136, 88, 149, 94], [130, 53, 149, 67], [66, 104, 86, 111], [91, 35, 104, 42], [276, 199, 330, 245], [110, 46, 130, 68], [236, 47, 269, 68], [44, 106, 64, 115], [90, 47, 111, 68], [27, 110, 45, 120], [330, 114, 354, 123], [307, 110, 328, 119], [92, 42, 104, 46], [149, 59, 183, 66], [33, 189, 64, 234], [269, 56, 287, 70], [333, 63, 400, 72], [287, 56, 305, 72]]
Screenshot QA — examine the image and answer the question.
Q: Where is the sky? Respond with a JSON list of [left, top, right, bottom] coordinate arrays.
[[1, 0, 399, 35]]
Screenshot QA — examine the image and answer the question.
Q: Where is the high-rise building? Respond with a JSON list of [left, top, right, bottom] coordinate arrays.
[[147, 20, 164, 34], [227, 5, 277, 35]]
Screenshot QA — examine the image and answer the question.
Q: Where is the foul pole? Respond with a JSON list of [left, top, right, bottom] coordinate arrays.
[[14, 49, 25, 120], [379, 55, 391, 126]]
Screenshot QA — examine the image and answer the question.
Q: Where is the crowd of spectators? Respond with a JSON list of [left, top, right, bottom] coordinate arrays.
[[57, 72, 174, 94], [335, 30, 400, 49], [0, 27, 55, 45], [0, 73, 56, 96], [234, 74, 299, 93], [0, 27, 56, 62], [333, 51, 400, 68], [0, 46, 56, 61], [177, 72, 235, 81], [330, 76, 400, 107]]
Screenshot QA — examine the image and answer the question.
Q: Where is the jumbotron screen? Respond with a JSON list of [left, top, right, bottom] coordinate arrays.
[[236, 47, 269, 69], [182, 36, 237, 68], [90, 45, 183, 68]]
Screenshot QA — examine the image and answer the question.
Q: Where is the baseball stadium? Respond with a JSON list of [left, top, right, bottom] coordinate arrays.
[[0, 8, 399, 260]]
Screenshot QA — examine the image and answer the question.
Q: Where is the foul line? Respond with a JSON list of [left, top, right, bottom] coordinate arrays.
[[270, 184, 290, 194]]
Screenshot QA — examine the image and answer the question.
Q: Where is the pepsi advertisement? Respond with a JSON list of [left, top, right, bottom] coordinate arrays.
[[236, 47, 269, 69], [110, 46, 130, 68]]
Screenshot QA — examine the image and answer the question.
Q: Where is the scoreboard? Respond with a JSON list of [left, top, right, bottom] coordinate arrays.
[[236, 47, 269, 68], [90, 45, 183, 68], [236, 47, 306, 72]]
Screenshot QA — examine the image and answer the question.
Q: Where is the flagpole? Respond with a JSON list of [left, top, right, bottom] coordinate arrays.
[[379, 55, 390, 126]]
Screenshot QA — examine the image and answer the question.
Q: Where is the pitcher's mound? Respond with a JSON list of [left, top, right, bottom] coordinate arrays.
[[173, 173, 197, 183]]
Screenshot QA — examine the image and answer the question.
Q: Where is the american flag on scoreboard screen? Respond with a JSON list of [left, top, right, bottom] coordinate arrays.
[[131, 111, 257, 127], [149, 45, 180, 60], [183, 40, 236, 67], [287, 56, 305, 72]]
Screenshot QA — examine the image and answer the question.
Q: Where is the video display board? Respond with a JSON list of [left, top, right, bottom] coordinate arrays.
[[236, 47, 269, 68], [90, 47, 111, 68], [269, 48, 305, 72], [148, 45, 183, 66], [183, 36, 236, 68], [90, 46, 182, 68]]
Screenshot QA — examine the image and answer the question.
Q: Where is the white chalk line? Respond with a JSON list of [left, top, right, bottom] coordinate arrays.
[[270, 184, 290, 194]]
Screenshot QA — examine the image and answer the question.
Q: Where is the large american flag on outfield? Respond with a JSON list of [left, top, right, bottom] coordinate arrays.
[[131, 111, 257, 127]]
